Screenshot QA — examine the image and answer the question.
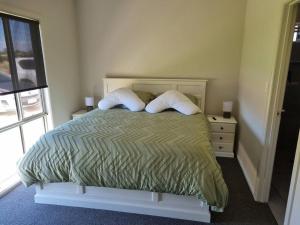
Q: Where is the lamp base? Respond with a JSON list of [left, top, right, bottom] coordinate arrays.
[[223, 111, 231, 118], [86, 106, 94, 112]]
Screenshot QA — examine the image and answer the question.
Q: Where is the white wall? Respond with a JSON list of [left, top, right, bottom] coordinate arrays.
[[75, 0, 246, 115], [238, 0, 289, 175], [0, 0, 81, 127]]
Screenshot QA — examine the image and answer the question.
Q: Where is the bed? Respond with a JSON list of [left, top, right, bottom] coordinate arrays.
[[18, 78, 228, 223]]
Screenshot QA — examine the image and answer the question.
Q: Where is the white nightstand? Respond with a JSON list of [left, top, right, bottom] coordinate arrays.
[[207, 115, 237, 158], [72, 109, 87, 120]]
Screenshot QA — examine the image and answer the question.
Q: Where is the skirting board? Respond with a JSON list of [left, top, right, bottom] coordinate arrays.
[[237, 142, 258, 200], [35, 183, 211, 223], [215, 151, 234, 158]]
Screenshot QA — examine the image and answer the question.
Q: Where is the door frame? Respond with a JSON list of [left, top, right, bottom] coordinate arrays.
[[256, 0, 299, 203]]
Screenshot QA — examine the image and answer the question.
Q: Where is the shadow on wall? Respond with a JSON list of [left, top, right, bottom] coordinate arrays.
[[238, 115, 265, 171], [76, 0, 245, 115], [93, 1, 236, 74]]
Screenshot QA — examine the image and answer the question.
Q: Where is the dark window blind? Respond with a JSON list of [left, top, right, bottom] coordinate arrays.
[[0, 13, 47, 95]]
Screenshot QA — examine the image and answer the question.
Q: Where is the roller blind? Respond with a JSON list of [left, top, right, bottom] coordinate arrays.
[[0, 13, 47, 95]]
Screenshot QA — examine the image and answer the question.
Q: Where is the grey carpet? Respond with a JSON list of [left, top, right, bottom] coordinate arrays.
[[0, 158, 277, 225]]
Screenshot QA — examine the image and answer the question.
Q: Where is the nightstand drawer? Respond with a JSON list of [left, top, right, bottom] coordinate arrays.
[[207, 115, 237, 158], [211, 133, 235, 142], [213, 142, 234, 152], [210, 123, 235, 133]]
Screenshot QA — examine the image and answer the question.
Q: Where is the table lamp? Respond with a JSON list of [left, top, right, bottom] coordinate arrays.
[[223, 101, 233, 118], [85, 97, 94, 112]]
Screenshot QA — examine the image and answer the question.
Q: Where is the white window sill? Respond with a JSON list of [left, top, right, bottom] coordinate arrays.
[[0, 174, 21, 198]]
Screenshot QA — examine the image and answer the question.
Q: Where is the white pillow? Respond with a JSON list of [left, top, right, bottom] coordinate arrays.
[[145, 90, 200, 115], [98, 88, 145, 111]]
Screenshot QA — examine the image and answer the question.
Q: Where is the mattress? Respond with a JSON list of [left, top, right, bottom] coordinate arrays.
[[18, 108, 228, 211]]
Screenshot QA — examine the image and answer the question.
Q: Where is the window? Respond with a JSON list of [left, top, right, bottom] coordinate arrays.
[[0, 12, 47, 195], [293, 23, 300, 42], [0, 94, 18, 128]]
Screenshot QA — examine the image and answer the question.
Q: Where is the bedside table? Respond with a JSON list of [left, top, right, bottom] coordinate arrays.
[[207, 115, 237, 158], [72, 109, 87, 120]]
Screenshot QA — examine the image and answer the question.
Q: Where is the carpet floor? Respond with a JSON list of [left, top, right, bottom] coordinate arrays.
[[0, 158, 277, 225]]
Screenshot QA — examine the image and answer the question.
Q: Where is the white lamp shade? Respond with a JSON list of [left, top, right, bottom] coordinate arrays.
[[223, 101, 233, 112], [85, 97, 94, 107]]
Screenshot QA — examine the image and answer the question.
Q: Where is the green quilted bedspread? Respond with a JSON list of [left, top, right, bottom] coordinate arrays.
[[18, 109, 228, 211]]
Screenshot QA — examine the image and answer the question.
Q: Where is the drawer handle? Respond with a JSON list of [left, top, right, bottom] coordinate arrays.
[[219, 137, 223, 140], [220, 127, 224, 130], [218, 146, 223, 150]]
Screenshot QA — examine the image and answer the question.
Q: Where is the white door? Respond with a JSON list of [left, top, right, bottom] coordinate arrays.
[[284, 131, 300, 225]]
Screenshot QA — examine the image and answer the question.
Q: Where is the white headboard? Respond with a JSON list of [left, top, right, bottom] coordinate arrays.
[[103, 78, 207, 113]]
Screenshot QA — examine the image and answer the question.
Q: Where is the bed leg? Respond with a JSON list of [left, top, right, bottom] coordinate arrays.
[[151, 192, 160, 202], [36, 183, 43, 190], [76, 185, 85, 194]]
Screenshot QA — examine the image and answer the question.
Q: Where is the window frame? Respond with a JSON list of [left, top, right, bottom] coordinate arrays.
[[0, 88, 48, 153]]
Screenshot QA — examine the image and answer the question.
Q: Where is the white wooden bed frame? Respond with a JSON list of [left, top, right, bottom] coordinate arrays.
[[35, 78, 211, 222]]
